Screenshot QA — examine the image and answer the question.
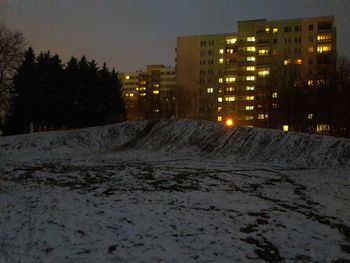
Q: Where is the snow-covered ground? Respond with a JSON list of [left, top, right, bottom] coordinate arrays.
[[0, 119, 349, 262]]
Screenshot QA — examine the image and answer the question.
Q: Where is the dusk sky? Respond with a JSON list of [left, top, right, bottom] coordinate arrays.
[[1, 0, 349, 72]]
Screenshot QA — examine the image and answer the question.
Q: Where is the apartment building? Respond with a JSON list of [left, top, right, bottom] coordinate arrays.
[[176, 16, 336, 129], [120, 65, 176, 120]]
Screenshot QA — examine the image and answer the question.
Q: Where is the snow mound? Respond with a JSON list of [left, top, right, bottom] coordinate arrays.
[[1, 119, 350, 168]]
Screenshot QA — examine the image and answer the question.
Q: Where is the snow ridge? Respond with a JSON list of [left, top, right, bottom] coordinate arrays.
[[1, 119, 349, 168]]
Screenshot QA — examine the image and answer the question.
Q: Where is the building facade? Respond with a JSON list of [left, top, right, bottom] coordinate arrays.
[[120, 65, 176, 120], [176, 16, 336, 130]]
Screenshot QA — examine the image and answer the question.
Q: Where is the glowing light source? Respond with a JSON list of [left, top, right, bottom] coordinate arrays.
[[226, 119, 234, 127], [283, 125, 289, 132]]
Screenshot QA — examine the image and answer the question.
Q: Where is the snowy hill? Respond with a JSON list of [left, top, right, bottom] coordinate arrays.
[[1, 119, 350, 168], [0, 119, 349, 262]]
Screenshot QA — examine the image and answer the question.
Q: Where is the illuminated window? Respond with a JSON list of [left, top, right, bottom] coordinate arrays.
[[154, 109, 159, 112], [308, 113, 313, 120], [258, 70, 270, 77], [258, 49, 269, 55], [272, 92, 278, 98], [273, 28, 278, 33], [129, 93, 134, 97], [246, 86, 255, 91], [308, 80, 314, 86], [258, 114, 265, 119], [226, 49, 234, 54], [265, 28, 270, 32], [284, 59, 292, 65], [246, 76, 255, 81], [217, 116, 222, 121], [246, 96, 255, 100], [246, 66, 255, 71], [225, 77, 236, 83], [317, 35, 332, 42], [295, 59, 302, 65], [247, 46, 256, 51], [219, 49, 224, 54], [136, 88, 139, 91], [218, 106, 222, 112], [153, 84, 159, 88], [283, 125, 289, 132], [226, 87, 234, 92], [247, 36, 255, 42], [125, 93, 129, 97], [308, 47, 314, 53], [153, 90, 159, 94], [140, 81, 146, 85], [243, 116, 254, 120], [140, 87, 146, 91], [316, 124, 330, 132], [225, 96, 236, 101], [219, 58, 224, 64], [226, 38, 237, 44], [317, 45, 332, 53], [218, 97, 223, 102], [272, 103, 277, 108], [140, 93, 146, 96], [246, 106, 254, 110], [218, 78, 223, 83], [125, 75, 130, 80], [207, 88, 214, 93], [247, 56, 256, 61]]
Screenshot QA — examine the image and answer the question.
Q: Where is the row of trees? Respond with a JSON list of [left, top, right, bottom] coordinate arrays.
[[5, 48, 125, 135]]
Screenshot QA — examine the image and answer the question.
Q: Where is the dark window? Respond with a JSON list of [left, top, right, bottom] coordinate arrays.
[[273, 39, 278, 44], [284, 26, 291, 32], [295, 37, 298, 43], [294, 25, 301, 32], [309, 58, 313, 64], [309, 36, 313, 42], [299, 37, 301, 42], [318, 21, 332, 30], [309, 24, 314, 30]]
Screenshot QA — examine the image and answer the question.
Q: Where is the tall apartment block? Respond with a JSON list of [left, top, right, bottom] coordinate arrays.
[[176, 16, 336, 129], [120, 65, 176, 120]]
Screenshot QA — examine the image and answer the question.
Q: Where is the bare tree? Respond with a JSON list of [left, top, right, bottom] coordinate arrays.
[[0, 23, 26, 109]]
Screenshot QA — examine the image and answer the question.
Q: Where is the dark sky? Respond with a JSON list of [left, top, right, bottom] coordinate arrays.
[[1, 0, 349, 72]]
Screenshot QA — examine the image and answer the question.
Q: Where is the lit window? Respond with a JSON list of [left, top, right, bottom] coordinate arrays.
[[218, 78, 223, 83], [265, 28, 270, 32], [136, 88, 139, 91], [283, 125, 289, 131], [284, 59, 292, 65], [153, 84, 159, 88], [217, 116, 222, 121], [140, 93, 146, 96], [129, 93, 134, 97], [246, 106, 254, 110], [296, 59, 302, 64], [225, 96, 236, 102], [273, 28, 278, 33], [226, 38, 237, 44], [258, 49, 269, 55], [316, 124, 330, 132], [317, 45, 332, 53], [218, 97, 223, 102], [125, 75, 130, 80], [308, 47, 314, 53], [154, 109, 159, 112], [207, 88, 214, 93], [125, 93, 129, 97], [272, 103, 277, 108], [247, 46, 256, 52], [219, 49, 224, 54], [247, 56, 256, 61], [225, 77, 236, 83], [258, 114, 265, 119], [258, 70, 270, 77], [219, 58, 224, 64], [308, 113, 313, 120], [246, 96, 255, 100], [247, 36, 255, 42], [218, 106, 222, 112], [226, 87, 234, 92], [227, 49, 234, 54], [308, 80, 314, 86], [246, 66, 255, 71], [246, 86, 255, 91], [153, 90, 159, 94], [272, 92, 277, 98], [246, 76, 255, 81], [317, 35, 332, 42], [244, 116, 254, 120]]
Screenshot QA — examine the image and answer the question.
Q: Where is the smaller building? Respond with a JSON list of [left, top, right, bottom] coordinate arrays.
[[120, 65, 176, 120]]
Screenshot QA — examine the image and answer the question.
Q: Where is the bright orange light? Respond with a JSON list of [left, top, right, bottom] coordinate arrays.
[[226, 119, 234, 127]]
